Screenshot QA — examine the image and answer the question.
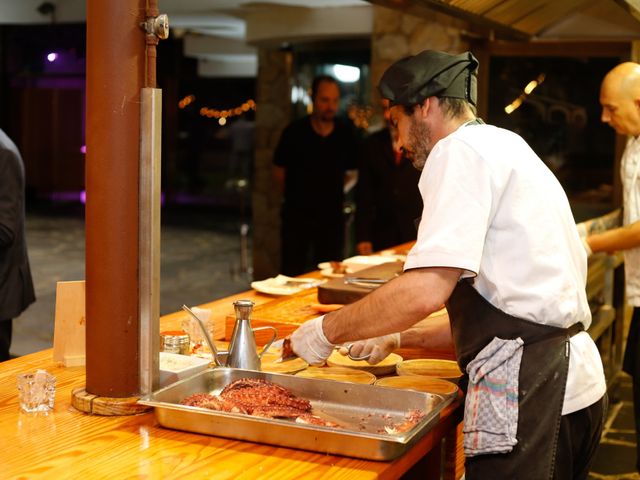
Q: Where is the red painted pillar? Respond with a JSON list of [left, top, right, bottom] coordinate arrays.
[[85, 0, 145, 396]]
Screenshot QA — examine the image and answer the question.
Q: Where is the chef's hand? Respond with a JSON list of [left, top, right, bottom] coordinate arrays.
[[576, 221, 589, 239], [581, 237, 593, 256], [290, 315, 335, 366], [576, 222, 593, 256], [339, 333, 401, 365]]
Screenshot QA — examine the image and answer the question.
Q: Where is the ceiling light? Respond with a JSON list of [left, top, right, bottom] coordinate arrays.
[[333, 64, 360, 83]]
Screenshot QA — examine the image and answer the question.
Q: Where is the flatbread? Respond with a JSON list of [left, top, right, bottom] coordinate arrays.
[[295, 366, 376, 384], [396, 359, 463, 384], [326, 350, 402, 376], [375, 375, 458, 396], [260, 351, 308, 375]]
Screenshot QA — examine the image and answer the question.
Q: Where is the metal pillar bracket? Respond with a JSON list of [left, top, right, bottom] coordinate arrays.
[[141, 14, 169, 40], [139, 88, 163, 395]]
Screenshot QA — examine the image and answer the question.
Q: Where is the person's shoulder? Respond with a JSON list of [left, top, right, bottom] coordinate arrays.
[[285, 116, 311, 132], [334, 117, 361, 141], [334, 116, 357, 131], [368, 126, 390, 141], [0, 129, 20, 161], [449, 123, 524, 146], [0, 129, 15, 150], [277, 116, 310, 145]]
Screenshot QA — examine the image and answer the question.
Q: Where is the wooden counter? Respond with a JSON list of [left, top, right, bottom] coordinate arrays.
[[0, 281, 464, 479]]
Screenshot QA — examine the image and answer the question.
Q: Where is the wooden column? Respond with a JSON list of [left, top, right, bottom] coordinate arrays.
[[85, 0, 145, 397]]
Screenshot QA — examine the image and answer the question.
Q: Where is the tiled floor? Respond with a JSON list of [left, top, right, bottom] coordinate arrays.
[[589, 375, 640, 479], [9, 206, 640, 478], [11, 205, 253, 356]]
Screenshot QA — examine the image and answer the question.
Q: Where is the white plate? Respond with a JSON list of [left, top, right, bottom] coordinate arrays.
[[251, 274, 324, 296], [342, 255, 405, 267]]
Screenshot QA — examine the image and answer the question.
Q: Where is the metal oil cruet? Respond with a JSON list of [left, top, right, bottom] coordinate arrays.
[[226, 299, 277, 370]]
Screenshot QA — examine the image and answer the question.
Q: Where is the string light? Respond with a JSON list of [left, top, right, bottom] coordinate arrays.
[[178, 94, 196, 109], [178, 95, 256, 124], [181, 94, 371, 130], [505, 74, 546, 114], [198, 99, 255, 121]]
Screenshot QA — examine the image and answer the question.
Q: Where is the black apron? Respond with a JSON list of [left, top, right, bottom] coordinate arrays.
[[446, 279, 583, 479]]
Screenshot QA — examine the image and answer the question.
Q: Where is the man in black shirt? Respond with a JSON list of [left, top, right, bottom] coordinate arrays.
[[273, 75, 358, 275]]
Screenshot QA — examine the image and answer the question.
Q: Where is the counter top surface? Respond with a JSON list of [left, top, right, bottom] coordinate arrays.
[[0, 262, 463, 479], [1, 349, 461, 479]]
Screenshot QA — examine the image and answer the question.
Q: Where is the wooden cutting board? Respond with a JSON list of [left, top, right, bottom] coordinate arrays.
[[396, 359, 463, 384], [295, 366, 376, 384], [374, 375, 458, 396], [317, 262, 404, 305], [326, 350, 402, 376]]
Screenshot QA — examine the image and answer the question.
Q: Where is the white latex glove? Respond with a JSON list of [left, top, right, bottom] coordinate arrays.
[[339, 333, 401, 365], [290, 315, 335, 366]]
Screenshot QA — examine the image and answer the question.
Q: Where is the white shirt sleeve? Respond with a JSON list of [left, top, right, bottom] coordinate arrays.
[[405, 137, 493, 277]]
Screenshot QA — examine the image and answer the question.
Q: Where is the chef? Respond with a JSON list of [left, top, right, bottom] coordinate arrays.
[[290, 50, 607, 479]]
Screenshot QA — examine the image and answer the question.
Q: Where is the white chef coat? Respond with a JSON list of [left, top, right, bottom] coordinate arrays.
[[405, 123, 606, 415], [621, 136, 640, 305]]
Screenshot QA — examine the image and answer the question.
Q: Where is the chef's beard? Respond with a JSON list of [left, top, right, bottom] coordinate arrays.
[[405, 117, 432, 171]]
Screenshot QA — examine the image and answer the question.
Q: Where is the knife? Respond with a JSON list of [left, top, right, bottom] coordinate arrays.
[[343, 275, 398, 289]]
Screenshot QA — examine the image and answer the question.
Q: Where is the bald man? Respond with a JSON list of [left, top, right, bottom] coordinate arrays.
[[585, 62, 640, 472]]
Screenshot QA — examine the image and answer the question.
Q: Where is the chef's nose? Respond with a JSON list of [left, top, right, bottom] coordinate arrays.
[[601, 109, 610, 123]]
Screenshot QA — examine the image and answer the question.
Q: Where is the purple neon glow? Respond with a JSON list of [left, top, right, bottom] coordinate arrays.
[[80, 145, 86, 154], [46, 52, 58, 62], [49, 190, 165, 207], [50, 191, 82, 202]]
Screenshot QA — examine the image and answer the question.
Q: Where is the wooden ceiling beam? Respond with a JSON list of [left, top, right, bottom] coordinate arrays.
[[613, 0, 640, 23], [365, 0, 531, 41]]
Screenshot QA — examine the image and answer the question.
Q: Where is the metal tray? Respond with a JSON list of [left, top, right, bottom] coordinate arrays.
[[139, 368, 455, 460]]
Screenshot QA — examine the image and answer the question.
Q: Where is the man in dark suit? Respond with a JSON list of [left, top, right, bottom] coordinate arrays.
[[355, 99, 422, 255], [0, 128, 35, 361]]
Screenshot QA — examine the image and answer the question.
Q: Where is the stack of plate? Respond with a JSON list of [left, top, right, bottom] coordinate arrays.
[[374, 375, 458, 396], [396, 358, 463, 384], [295, 366, 376, 384]]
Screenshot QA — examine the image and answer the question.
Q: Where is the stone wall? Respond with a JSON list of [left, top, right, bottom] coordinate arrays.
[[371, 5, 471, 106], [251, 48, 292, 279]]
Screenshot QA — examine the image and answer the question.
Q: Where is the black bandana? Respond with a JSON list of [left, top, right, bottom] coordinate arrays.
[[379, 50, 479, 106]]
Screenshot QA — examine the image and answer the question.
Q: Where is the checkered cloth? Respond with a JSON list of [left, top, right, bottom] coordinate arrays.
[[463, 336, 524, 457]]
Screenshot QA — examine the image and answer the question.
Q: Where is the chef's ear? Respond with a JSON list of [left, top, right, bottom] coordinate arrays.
[[417, 97, 431, 118]]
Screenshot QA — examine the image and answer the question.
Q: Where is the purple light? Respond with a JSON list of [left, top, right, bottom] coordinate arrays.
[[80, 190, 86, 204], [46, 52, 58, 63], [80, 145, 86, 154]]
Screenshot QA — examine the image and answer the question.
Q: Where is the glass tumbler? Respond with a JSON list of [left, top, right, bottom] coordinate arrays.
[[17, 370, 56, 413]]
